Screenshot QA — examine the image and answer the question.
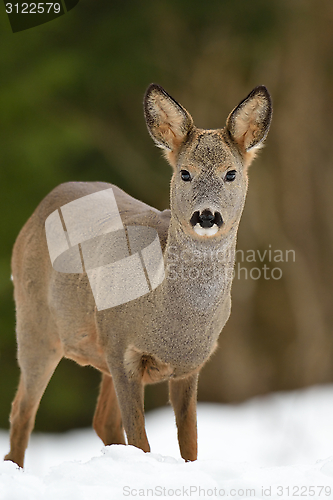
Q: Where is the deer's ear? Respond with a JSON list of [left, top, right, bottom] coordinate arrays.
[[226, 86, 272, 155], [144, 84, 194, 159]]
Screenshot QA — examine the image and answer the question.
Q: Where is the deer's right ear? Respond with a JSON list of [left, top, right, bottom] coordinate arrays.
[[144, 84, 193, 165], [226, 86, 272, 160]]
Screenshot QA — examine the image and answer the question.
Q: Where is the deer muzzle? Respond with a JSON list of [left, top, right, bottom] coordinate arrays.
[[190, 210, 223, 236]]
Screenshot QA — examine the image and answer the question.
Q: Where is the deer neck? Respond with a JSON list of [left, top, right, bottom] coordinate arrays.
[[160, 217, 238, 312]]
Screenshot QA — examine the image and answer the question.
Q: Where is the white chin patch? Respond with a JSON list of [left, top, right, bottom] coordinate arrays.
[[193, 224, 219, 237]]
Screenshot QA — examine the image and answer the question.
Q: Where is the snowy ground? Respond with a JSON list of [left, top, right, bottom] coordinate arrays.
[[1, 385, 333, 499]]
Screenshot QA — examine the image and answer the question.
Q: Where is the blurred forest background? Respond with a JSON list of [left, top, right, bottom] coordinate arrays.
[[1, 0, 333, 432]]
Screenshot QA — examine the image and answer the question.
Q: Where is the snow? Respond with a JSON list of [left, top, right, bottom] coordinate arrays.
[[1, 385, 333, 499]]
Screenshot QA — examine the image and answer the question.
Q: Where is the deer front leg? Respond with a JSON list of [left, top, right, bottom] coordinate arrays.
[[109, 363, 150, 453], [169, 373, 199, 462]]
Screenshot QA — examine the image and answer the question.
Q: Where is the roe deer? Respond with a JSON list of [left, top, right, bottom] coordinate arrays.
[[5, 84, 272, 467]]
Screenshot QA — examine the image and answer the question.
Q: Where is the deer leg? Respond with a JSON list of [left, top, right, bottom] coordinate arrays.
[[4, 338, 62, 468], [109, 364, 150, 453], [93, 373, 125, 445], [169, 373, 199, 461]]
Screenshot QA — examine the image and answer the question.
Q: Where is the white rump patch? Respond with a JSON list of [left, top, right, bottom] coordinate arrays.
[[193, 224, 219, 237]]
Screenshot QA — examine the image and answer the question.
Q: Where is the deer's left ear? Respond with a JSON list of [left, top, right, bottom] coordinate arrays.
[[144, 84, 194, 163], [226, 86, 272, 156]]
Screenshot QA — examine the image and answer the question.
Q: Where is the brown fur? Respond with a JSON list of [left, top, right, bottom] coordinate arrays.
[[5, 84, 272, 467]]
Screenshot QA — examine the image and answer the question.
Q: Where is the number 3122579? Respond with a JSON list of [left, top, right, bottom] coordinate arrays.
[[5, 3, 61, 14]]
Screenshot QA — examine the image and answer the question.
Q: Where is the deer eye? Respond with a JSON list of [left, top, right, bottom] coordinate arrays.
[[181, 170, 192, 182], [225, 170, 236, 182]]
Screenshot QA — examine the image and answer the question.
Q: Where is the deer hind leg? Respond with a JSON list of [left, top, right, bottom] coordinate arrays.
[[169, 373, 199, 462], [93, 373, 125, 445], [4, 329, 62, 468]]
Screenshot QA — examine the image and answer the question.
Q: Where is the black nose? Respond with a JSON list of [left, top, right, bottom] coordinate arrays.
[[199, 210, 215, 228], [190, 210, 223, 228]]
